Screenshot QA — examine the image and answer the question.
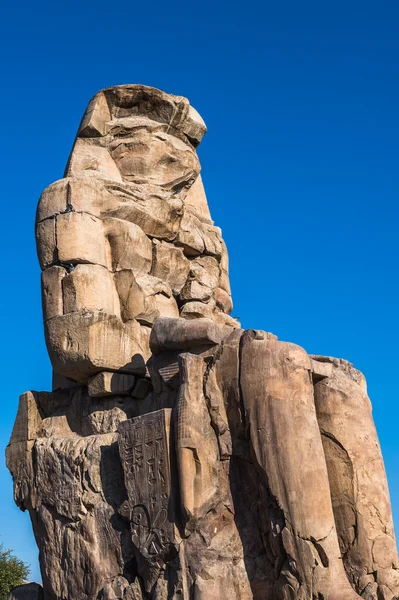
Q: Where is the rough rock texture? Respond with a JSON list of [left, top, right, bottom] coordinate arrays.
[[8, 584, 43, 600], [7, 85, 399, 600]]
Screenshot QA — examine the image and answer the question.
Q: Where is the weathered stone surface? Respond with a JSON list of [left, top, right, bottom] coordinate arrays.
[[151, 240, 190, 294], [118, 409, 175, 563], [240, 332, 360, 599], [175, 353, 219, 525], [41, 266, 65, 320], [57, 211, 110, 267], [183, 173, 213, 223], [8, 583, 43, 600], [179, 300, 214, 320], [36, 218, 56, 269], [150, 317, 228, 354], [104, 217, 152, 274], [310, 356, 334, 382], [175, 211, 223, 258], [9, 84, 399, 600], [180, 255, 219, 302], [45, 311, 149, 381], [313, 356, 399, 598], [62, 263, 121, 316], [134, 275, 179, 325]]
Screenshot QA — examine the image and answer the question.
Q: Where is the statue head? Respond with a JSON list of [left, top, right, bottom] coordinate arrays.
[[36, 85, 237, 383]]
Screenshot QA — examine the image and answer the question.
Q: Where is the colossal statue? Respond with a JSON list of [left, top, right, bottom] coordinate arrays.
[[6, 85, 399, 600]]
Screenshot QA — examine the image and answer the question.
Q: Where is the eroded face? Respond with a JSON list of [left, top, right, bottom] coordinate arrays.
[[107, 118, 200, 190], [37, 87, 235, 384]]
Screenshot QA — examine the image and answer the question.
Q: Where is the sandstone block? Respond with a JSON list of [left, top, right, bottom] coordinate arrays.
[[180, 256, 220, 302], [310, 357, 333, 382], [31, 433, 127, 599], [114, 269, 146, 321], [62, 263, 120, 316], [45, 311, 149, 382], [175, 212, 222, 258], [104, 217, 152, 273], [56, 211, 109, 267], [102, 84, 207, 145], [134, 274, 179, 325], [88, 372, 136, 397], [183, 173, 213, 223], [118, 409, 175, 562], [101, 185, 185, 241], [36, 218, 56, 269], [36, 179, 69, 222], [9, 392, 43, 444], [240, 332, 360, 598], [176, 353, 219, 523], [180, 300, 214, 320], [219, 239, 231, 295], [77, 90, 111, 138], [151, 240, 190, 294], [45, 177, 184, 241], [41, 266, 65, 320], [6, 439, 36, 509], [108, 123, 200, 190], [150, 316, 228, 353], [214, 286, 233, 314], [67, 138, 123, 181], [314, 358, 399, 595]]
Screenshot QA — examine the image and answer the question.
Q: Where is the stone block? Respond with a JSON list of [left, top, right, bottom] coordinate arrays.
[[118, 409, 175, 561], [175, 211, 222, 258], [214, 287, 233, 314], [66, 138, 123, 181], [310, 358, 333, 382], [176, 353, 219, 522], [183, 173, 213, 223], [36, 179, 69, 222], [180, 256, 220, 302], [88, 372, 136, 397], [134, 275, 179, 325], [180, 300, 214, 320], [9, 392, 43, 445], [151, 240, 190, 294], [36, 218, 56, 269], [114, 269, 146, 321], [150, 316, 228, 354], [41, 266, 65, 320], [104, 217, 152, 274], [45, 311, 149, 382], [56, 211, 109, 268], [77, 91, 111, 137], [62, 264, 120, 316]]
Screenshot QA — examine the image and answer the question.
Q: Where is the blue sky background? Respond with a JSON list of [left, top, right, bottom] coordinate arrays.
[[1, 0, 398, 582]]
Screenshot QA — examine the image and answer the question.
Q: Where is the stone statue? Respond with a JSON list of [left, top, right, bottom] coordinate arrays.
[[6, 85, 399, 600]]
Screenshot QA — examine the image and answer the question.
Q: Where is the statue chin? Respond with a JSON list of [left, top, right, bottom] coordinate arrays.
[[6, 85, 399, 600]]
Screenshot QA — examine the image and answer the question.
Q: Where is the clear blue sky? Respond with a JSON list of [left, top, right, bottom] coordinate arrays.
[[1, 0, 398, 582]]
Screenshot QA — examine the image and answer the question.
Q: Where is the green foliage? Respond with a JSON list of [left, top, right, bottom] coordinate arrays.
[[0, 544, 30, 600]]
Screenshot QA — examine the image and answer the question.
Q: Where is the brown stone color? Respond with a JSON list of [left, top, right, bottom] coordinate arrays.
[[6, 85, 398, 600]]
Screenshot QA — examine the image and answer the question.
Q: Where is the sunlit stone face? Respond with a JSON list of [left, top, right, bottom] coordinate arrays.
[[108, 118, 200, 189]]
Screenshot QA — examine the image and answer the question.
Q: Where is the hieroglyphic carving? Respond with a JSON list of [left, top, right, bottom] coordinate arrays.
[[118, 409, 174, 562]]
